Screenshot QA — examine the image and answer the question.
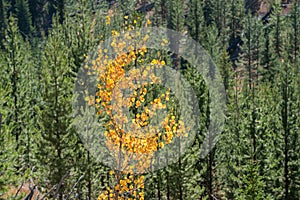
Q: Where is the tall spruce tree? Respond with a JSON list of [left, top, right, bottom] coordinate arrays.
[[277, 58, 300, 199], [3, 15, 31, 173], [167, 1, 185, 199]]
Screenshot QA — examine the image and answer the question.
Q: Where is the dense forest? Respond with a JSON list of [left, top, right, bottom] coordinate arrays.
[[0, 0, 299, 199]]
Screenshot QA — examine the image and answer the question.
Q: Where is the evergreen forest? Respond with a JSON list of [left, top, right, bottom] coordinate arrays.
[[0, 0, 299, 199]]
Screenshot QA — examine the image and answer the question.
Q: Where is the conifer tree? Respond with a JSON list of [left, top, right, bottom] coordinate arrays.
[[226, 0, 245, 69], [277, 58, 300, 199], [287, 2, 300, 64], [28, 0, 39, 28], [0, 0, 6, 48], [260, 22, 278, 81], [202, 0, 215, 26], [37, 18, 77, 200], [217, 61, 243, 199], [0, 16, 41, 199], [241, 11, 264, 196], [154, 0, 168, 26], [16, 0, 32, 38], [186, 0, 206, 43], [65, 0, 98, 71], [0, 51, 12, 194], [3, 15, 31, 172], [166, 1, 185, 199], [56, 0, 65, 24], [214, 0, 230, 45], [227, 0, 244, 43], [260, 2, 284, 82], [271, 2, 285, 59]]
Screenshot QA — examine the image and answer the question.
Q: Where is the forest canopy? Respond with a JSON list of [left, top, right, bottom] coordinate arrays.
[[0, 0, 299, 199]]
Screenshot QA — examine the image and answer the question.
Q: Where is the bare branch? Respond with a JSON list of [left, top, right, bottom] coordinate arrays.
[[39, 171, 71, 200], [52, 170, 71, 200], [39, 185, 57, 200], [24, 185, 37, 200], [64, 175, 84, 200], [15, 181, 24, 198]]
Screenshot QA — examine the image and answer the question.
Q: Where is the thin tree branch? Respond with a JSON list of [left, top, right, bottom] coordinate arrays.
[[40, 171, 70, 200], [24, 185, 37, 200], [52, 170, 71, 199], [15, 181, 24, 197], [39, 184, 57, 200], [29, 178, 40, 200], [64, 175, 84, 200]]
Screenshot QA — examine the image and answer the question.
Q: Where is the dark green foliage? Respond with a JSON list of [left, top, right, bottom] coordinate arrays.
[[0, 0, 5, 48], [202, 0, 215, 26], [227, 0, 244, 45], [277, 59, 300, 199], [16, 0, 32, 37], [271, 2, 285, 58], [287, 2, 300, 64], [186, 0, 205, 43], [167, 0, 184, 32], [0, 16, 41, 198]]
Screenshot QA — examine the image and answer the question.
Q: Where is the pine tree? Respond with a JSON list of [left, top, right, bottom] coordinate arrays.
[[2, 15, 32, 174], [202, 0, 215, 26], [270, 2, 285, 59], [186, 0, 206, 43], [166, 1, 185, 199], [260, 1, 286, 82], [0, 15, 42, 199], [287, 2, 300, 64], [0, 0, 6, 48], [0, 51, 12, 194], [214, 0, 230, 45], [28, 0, 38, 27], [56, 0, 64, 24], [15, 0, 32, 38], [167, 0, 185, 69], [201, 25, 223, 200], [241, 12, 263, 86], [277, 58, 300, 199], [183, 65, 215, 199], [154, 0, 168, 26], [218, 49, 233, 92], [226, 0, 245, 69], [64, 4, 112, 197], [238, 13, 267, 199], [260, 21, 278, 82], [37, 18, 77, 200], [227, 0, 244, 43], [217, 64, 243, 199], [219, 12, 272, 199], [65, 0, 97, 72], [167, 0, 185, 33]]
